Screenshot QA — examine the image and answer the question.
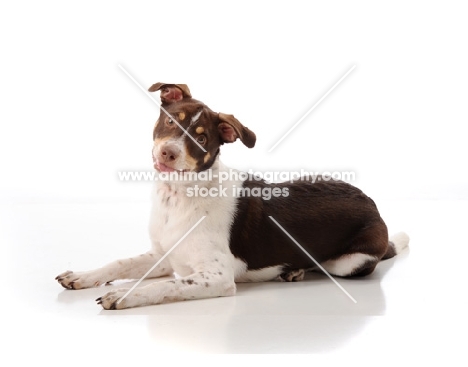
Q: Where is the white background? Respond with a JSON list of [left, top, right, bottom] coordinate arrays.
[[1, 0, 467, 203], [1, 0, 468, 364]]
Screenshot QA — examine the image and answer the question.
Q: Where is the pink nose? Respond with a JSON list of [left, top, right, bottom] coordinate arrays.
[[160, 145, 180, 162]]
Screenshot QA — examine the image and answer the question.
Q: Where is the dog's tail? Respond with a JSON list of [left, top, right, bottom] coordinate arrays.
[[382, 232, 410, 260]]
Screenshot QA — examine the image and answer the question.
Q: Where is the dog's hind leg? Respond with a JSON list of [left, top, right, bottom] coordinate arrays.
[[320, 253, 380, 277], [320, 222, 392, 277], [321, 229, 410, 277], [55, 251, 173, 290]]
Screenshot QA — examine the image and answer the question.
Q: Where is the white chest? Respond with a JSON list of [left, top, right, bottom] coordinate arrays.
[[148, 168, 242, 275]]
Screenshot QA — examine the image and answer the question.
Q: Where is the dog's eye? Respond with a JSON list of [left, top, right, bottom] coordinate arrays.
[[166, 119, 174, 126], [196, 135, 206, 145]]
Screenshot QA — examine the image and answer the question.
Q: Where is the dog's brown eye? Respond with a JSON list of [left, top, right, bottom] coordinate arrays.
[[166, 119, 174, 126], [196, 135, 206, 145]]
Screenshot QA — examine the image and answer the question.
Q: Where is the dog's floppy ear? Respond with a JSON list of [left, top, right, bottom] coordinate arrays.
[[148, 83, 192, 104], [218, 113, 256, 148], [148, 82, 191, 97], [148, 82, 165, 93]]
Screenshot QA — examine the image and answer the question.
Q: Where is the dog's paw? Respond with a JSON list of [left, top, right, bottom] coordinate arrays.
[[96, 289, 130, 310], [279, 269, 305, 282], [55, 270, 103, 290]]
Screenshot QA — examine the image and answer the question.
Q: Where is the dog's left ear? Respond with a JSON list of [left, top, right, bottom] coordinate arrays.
[[218, 113, 256, 148], [148, 82, 191, 97], [148, 83, 192, 105]]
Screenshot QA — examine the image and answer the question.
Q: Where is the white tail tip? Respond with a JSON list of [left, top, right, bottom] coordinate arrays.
[[389, 232, 410, 254]]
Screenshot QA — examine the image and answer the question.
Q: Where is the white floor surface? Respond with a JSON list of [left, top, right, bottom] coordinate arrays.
[[1, 198, 467, 364]]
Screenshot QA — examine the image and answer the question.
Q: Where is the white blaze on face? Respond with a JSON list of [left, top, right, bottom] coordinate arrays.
[[191, 110, 203, 125]]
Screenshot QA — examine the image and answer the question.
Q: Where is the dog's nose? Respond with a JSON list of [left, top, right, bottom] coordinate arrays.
[[160, 146, 180, 162]]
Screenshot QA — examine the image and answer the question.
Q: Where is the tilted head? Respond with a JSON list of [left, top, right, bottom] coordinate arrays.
[[149, 83, 256, 173]]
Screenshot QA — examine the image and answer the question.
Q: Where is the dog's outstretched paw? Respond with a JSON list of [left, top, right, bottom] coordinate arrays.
[[96, 289, 129, 310], [55, 270, 103, 290]]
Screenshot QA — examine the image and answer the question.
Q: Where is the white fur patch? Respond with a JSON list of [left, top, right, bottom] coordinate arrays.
[[149, 159, 245, 279], [233, 259, 283, 282], [321, 253, 378, 277], [390, 232, 410, 254], [191, 110, 203, 125]]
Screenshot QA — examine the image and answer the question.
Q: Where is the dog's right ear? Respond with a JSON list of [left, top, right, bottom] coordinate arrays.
[[148, 83, 192, 105], [218, 113, 256, 148]]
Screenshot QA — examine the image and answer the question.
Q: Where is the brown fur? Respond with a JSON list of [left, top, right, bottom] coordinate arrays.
[[229, 178, 389, 276]]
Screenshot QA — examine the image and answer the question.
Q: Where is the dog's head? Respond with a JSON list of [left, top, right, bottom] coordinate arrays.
[[149, 83, 256, 173]]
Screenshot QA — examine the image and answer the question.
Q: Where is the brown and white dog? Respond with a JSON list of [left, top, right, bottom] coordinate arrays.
[[56, 83, 409, 309]]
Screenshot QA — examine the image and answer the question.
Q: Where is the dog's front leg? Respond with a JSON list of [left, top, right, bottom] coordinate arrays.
[[55, 251, 172, 290], [97, 268, 236, 310]]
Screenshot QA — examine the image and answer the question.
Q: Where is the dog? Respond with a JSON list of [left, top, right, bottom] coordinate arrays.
[[56, 82, 409, 309]]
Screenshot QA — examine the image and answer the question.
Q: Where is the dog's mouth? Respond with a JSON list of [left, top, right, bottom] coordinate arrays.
[[154, 160, 188, 173]]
